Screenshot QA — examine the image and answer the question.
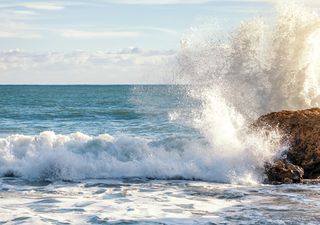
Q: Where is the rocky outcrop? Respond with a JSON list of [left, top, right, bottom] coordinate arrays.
[[254, 108, 320, 183], [264, 160, 304, 184]]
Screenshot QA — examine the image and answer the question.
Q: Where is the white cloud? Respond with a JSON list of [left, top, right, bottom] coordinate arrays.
[[136, 26, 179, 35], [97, 0, 320, 7], [20, 2, 64, 11], [0, 30, 42, 39], [98, 0, 210, 4], [0, 49, 176, 84], [0, 9, 42, 39], [246, 0, 320, 7], [61, 30, 141, 39], [9, 10, 36, 16]]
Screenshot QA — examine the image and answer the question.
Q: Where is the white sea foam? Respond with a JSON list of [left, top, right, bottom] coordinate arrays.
[[0, 130, 279, 183]]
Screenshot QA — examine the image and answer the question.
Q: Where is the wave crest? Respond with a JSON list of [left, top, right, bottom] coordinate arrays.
[[0, 131, 279, 183]]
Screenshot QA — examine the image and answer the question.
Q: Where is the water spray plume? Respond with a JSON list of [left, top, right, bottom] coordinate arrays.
[[177, 1, 320, 183]]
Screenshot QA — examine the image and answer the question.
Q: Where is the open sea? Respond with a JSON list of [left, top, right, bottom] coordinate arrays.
[[0, 85, 320, 225]]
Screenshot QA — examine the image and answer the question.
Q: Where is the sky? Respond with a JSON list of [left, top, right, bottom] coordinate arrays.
[[0, 0, 318, 84]]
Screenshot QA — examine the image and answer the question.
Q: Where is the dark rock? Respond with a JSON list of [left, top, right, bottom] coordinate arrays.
[[265, 159, 304, 183], [254, 108, 320, 180]]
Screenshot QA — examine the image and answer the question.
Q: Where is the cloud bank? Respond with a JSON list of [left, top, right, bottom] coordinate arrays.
[[0, 49, 176, 84], [19, 2, 65, 11], [61, 30, 141, 39]]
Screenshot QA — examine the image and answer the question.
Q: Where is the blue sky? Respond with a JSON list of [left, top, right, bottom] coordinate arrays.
[[0, 0, 275, 51], [0, 0, 318, 84]]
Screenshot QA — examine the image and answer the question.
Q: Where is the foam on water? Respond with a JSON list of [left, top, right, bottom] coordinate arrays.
[[0, 130, 279, 183]]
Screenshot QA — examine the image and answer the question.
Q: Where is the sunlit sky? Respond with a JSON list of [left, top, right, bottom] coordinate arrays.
[[0, 0, 318, 84]]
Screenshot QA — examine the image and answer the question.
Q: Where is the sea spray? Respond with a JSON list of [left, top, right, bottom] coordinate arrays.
[[189, 87, 282, 184], [176, 2, 320, 183], [179, 2, 320, 116]]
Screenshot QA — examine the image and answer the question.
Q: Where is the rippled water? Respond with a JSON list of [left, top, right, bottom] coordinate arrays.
[[0, 85, 194, 138]]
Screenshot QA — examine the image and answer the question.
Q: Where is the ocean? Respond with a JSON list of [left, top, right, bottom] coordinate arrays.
[[0, 85, 320, 225], [2, 2, 320, 224]]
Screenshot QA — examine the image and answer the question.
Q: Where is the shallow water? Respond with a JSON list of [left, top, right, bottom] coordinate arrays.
[[1, 178, 320, 224]]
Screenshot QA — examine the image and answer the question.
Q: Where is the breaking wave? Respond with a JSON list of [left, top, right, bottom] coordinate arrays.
[[0, 131, 280, 183]]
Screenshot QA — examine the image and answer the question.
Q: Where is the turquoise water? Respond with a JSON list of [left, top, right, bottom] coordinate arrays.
[[0, 85, 195, 138]]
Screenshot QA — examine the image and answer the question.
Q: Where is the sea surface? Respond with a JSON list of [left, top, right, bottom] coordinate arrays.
[[0, 85, 320, 225]]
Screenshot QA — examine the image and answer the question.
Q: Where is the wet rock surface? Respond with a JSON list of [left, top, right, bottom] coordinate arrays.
[[254, 108, 320, 183], [265, 160, 304, 184]]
